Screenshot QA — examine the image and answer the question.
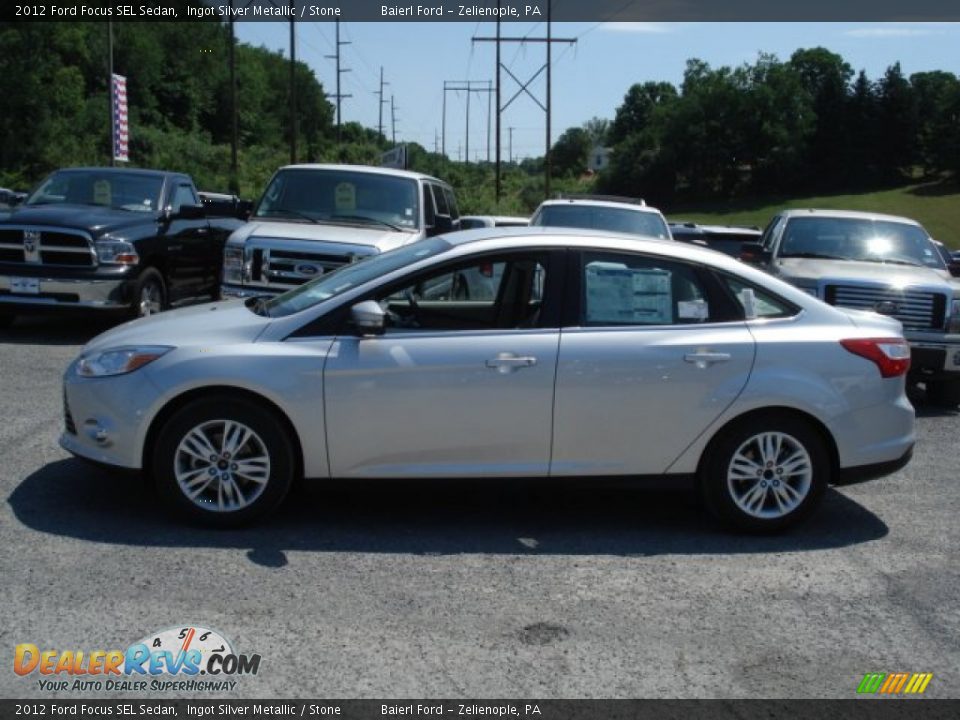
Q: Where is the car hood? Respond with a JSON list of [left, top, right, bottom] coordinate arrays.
[[0, 204, 155, 235], [776, 257, 951, 288], [82, 300, 270, 355], [232, 219, 418, 252]]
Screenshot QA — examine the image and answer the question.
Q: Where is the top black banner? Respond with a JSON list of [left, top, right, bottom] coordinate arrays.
[[5, 0, 960, 22]]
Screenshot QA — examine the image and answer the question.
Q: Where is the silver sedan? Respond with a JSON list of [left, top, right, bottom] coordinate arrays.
[[61, 228, 915, 532]]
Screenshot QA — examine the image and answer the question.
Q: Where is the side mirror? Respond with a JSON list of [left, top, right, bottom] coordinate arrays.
[[431, 214, 454, 236], [740, 241, 771, 264], [236, 200, 253, 221], [176, 203, 206, 220], [948, 261, 960, 278], [350, 300, 386, 336]]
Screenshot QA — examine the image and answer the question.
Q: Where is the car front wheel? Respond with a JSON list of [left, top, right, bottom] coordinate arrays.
[[701, 415, 828, 533], [153, 396, 295, 527]]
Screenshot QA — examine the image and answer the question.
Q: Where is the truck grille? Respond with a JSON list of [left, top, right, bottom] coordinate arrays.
[[824, 284, 946, 331], [0, 227, 96, 267], [257, 248, 351, 286]]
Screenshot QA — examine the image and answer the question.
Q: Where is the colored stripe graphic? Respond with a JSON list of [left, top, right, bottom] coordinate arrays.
[[858, 672, 933, 695]]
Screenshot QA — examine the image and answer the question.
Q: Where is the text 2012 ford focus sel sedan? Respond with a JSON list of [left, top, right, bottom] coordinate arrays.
[[61, 228, 915, 532]]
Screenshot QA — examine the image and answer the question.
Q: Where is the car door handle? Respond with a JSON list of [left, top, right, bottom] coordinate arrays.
[[195, 227, 209, 236], [684, 352, 732, 367], [486, 353, 537, 373]]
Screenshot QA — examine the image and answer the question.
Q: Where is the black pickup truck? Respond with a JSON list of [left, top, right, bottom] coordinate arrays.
[[0, 167, 244, 326]]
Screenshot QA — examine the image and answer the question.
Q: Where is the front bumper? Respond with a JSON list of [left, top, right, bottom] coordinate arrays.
[[0, 275, 130, 310], [60, 364, 162, 469], [906, 334, 960, 381]]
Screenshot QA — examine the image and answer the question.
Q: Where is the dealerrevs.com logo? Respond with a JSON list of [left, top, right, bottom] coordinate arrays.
[[14, 626, 261, 693]]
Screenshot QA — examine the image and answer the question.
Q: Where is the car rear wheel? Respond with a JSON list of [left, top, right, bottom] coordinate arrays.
[[701, 415, 828, 533], [926, 380, 960, 408], [153, 396, 295, 527]]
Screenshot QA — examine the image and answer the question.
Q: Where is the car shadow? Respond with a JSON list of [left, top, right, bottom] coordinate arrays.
[[8, 459, 889, 566], [0, 314, 119, 346]]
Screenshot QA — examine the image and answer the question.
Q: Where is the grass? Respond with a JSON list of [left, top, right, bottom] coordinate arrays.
[[666, 179, 960, 250]]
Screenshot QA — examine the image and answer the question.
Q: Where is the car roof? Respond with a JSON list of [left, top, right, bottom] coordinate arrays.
[[461, 215, 530, 224], [779, 208, 923, 227], [537, 198, 663, 214], [278, 163, 446, 185], [52, 166, 176, 179]]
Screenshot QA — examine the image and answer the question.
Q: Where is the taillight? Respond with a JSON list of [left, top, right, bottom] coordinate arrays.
[[840, 338, 911, 378]]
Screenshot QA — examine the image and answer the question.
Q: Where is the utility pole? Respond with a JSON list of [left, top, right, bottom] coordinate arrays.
[[288, 9, 297, 164], [473, 2, 576, 200], [508, 126, 514, 164], [325, 20, 352, 144], [391, 95, 397, 144], [441, 80, 494, 162], [228, 2, 238, 192], [376, 66, 390, 141]]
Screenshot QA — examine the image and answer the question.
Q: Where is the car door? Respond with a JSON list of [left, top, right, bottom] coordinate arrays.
[[551, 250, 756, 476], [323, 250, 563, 478], [160, 181, 211, 302]]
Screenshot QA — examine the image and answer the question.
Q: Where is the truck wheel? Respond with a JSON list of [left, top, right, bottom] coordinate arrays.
[[132, 268, 166, 319], [926, 380, 960, 408], [153, 396, 296, 527], [700, 414, 828, 533]]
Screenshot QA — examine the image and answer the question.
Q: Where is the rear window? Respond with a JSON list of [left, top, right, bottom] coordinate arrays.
[[535, 204, 670, 239]]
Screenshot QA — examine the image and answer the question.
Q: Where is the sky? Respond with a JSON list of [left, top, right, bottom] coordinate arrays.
[[235, 21, 960, 161]]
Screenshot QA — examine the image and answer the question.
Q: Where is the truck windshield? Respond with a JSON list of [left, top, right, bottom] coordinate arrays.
[[255, 168, 420, 231], [26, 170, 165, 212], [779, 217, 946, 269], [264, 237, 451, 317], [534, 204, 670, 239]]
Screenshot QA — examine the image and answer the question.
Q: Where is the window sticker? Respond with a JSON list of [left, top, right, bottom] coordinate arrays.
[[630, 268, 672, 323], [678, 300, 709, 321], [334, 182, 356, 211], [93, 180, 112, 206], [585, 264, 673, 325]]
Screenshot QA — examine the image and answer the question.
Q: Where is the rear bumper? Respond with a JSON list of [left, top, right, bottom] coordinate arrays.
[[0, 275, 130, 310], [834, 444, 914, 486]]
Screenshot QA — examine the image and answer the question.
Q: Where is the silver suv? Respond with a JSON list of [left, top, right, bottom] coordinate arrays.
[[221, 164, 459, 298], [743, 208, 960, 406], [530, 195, 672, 239]]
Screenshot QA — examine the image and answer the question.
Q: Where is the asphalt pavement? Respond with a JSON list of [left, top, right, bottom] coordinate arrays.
[[1, 314, 958, 699]]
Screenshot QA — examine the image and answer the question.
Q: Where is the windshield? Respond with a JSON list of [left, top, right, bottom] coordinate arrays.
[[265, 237, 451, 317], [26, 170, 164, 212], [533, 204, 670, 239], [779, 217, 945, 269], [255, 168, 420, 231]]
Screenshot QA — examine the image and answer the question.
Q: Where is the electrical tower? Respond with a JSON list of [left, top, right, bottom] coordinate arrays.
[[441, 80, 494, 163], [473, 1, 576, 201]]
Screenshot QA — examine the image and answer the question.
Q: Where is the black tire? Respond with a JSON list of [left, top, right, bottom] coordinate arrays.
[[131, 267, 166, 319], [926, 380, 960, 408], [700, 414, 829, 533], [153, 396, 296, 527]]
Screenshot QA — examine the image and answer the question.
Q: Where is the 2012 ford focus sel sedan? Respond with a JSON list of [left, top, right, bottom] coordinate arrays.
[[61, 228, 915, 532]]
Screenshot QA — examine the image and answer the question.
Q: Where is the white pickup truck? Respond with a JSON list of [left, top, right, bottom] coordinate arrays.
[[221, 164, 461, 298]]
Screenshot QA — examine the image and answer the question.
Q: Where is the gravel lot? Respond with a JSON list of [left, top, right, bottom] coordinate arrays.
[[1, 314, 958, 700]]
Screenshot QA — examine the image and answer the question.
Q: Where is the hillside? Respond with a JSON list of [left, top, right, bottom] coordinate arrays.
[[667, 180, 960, 249]]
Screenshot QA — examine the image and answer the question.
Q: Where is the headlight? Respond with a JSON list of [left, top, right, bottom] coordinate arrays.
[[223, 244, 246, 283], [77, 346, 173, 377], [95, 239, 139, 265], [948, 298, 960, 334]]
